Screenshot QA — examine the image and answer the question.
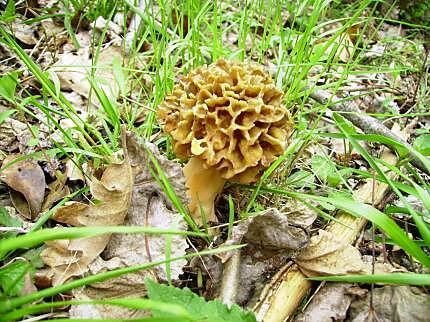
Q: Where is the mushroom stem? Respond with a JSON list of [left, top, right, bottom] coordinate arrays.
[[183, 157, 226, 224]]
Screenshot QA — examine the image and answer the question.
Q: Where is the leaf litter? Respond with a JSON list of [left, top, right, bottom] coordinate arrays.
[[40, 141, 133, 285], [68, 132, 189, 319], [1, 2, 429, 321], [0, 154, 46, 219], [198, 203, 317, 306]]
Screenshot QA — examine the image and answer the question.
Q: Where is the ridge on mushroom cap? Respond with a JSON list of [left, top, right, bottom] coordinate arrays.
[[157, 58, 293, 184]]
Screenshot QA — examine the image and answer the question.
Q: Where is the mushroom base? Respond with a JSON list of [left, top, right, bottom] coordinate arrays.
[[183, 157, 226, 224]]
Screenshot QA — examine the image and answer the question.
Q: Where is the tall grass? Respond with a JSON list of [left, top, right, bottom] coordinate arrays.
[[0, 0, 429, 319]]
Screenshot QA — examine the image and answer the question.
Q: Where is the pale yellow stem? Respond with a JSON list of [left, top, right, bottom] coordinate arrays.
[[183, 157, 226, 224]]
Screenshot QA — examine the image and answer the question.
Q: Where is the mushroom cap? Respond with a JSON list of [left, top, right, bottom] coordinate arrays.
[[157, 59, 293, 184]]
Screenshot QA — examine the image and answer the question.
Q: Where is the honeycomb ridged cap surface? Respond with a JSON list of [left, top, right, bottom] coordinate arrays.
[[157, 59, 293, 183]]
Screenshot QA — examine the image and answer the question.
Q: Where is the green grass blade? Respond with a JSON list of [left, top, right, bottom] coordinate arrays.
[[310, 273, 430, 285], [293, 193, 430, 268], [333, 113, 430, 247], [0, 226, 206, 257], [0, 299, 194, 322]]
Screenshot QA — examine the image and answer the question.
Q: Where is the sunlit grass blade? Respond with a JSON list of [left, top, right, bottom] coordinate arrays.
[[290, 192, 430, 269], [143, 144, 200, 234], [0, 226, 206, 257], [0, 298, 194, 322], [333, 113, 430, 247], [310, 273, 430, 285], [243, 138, 302, 215]]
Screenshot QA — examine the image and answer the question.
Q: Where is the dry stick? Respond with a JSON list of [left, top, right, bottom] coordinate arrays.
[[219, 250, 241, 307], [253, 125, 407, 322], [309, 89, 429, 175]]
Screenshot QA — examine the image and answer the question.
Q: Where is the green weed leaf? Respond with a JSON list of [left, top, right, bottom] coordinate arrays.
[[0, 206, 22, 240], [311, 155, 350, 187], [413, 134, 430, 156], [0, 260, 30, 297], [0, 0, 16, 23], [0, 206, 21, 227], [286, 170, 315, 189], [0, 71, 19, 102], [0, 109, 15, 124], [145, 279, 257, 322]]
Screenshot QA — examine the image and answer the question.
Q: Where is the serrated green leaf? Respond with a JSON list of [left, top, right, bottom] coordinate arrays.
[[145, 279, 257, 322]]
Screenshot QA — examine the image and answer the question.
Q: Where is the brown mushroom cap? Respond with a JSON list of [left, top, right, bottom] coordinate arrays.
[[157, 58, 292, 184]]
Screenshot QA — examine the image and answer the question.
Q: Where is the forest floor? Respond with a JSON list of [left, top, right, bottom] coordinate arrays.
[[0, 1, 429, 321]]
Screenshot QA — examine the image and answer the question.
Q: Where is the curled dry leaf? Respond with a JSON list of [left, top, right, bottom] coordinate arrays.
[[0, 154, 46, 219], [69, 133, 189, 319], [11, 19, 38, 46], [225, 207, 311, 256], [347, 286, 430, 322], [41, 153, 133, 285], [65, 159, 86, 181], [214, 205, 316, 305], [294, 283, 357, 322], [295, 230, 368, 277]]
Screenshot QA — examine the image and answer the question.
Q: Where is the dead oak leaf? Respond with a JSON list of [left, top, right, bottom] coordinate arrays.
[[296, 230, 368, 277], [41, 155, 133, 285], [68, 134, 189, 319], [0, 154, 46, 219], [99, 134, 189, 281], [0, 117, 32, 152]]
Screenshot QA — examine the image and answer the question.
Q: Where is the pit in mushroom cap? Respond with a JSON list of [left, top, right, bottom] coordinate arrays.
[[157, 59, 293, 223]]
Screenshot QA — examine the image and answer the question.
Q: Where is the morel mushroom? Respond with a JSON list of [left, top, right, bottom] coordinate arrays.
[[157, 59, 292, 223]]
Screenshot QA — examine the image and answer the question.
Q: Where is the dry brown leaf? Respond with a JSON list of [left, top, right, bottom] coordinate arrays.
[[68, 134, 189, 319], [41, 172, 70, 211], [0, 118, 32, 152], [347, 286, 430, 322], [11, 19, 38, 45], [216, 205, 316, 305], [65, 159, 86, 181], [52, 44, 123, 105], [296, 230, 368, 277], [21, 272, 37, 296], [0, 154, 46, 219], [294, 283, 355, 322], [40, 153, 133, 285], [225, 207, 312, 256]]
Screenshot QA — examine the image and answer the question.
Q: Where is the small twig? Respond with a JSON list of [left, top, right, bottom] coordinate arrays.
[[309, 88, 430, 175], [219, 250, 241, 307], [0, 227, 28, 233]]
